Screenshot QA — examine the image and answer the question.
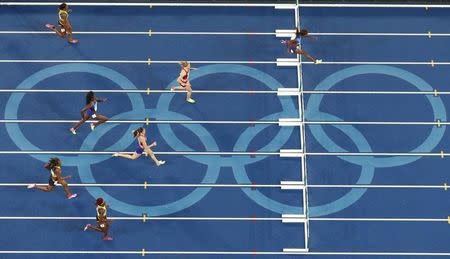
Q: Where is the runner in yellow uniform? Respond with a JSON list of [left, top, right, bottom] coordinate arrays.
[[84, 198, 113, 241], [27, 157, 77, 199], [46, 3, 78, 44]]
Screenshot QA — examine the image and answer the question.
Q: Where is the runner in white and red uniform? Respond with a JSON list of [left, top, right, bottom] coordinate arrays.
[[171, 61, 196, 104]]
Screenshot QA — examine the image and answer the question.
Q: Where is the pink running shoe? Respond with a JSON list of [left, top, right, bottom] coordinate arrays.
[[67, 193, 78, 199], [84, 224, 92, 231], [27, 184, 36, 189], [45, 24, 55, 30], [103, 236, 113, 241]]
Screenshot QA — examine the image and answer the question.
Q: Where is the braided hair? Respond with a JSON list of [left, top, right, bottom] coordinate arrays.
[[44, 157, 61, 170], [86, 91, 95, 105]]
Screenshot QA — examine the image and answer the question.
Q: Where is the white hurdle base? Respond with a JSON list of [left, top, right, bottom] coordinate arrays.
[[276, 58, 298, 67], [283, 248, 309, 253], [282, 214, 306, 223], [280, 181, 304, 190], [280, 149, 303, 157]]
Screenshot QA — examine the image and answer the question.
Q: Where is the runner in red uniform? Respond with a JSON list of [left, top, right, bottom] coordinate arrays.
[[171, 61, 197, 104]]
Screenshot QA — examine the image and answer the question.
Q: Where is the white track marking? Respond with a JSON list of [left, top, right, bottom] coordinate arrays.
[[0, 183, 281, 188], [0, 151, 446, 156], [0, 30, 276, 35], [4, 31, 450, 37], [0, 89, 279, 94], [1, 2, 449, 8], [298, 3, 450, 8], [309, 184, 446, 189], [302, 61, 450, 65], [310, 218, 448, 222], [0, 2, 288, 7], [0, 119, 280, 124], [0, 183, 446, 189], [0, 216, 444, 222], [311, 32, 450, 36], [0, 216, 281, 221], [2, 89, 450, 95], [0, 59, 276, 64], [1, 59, 449, 66], [0, 151, 281, 155], [0, 250, 448, 256]]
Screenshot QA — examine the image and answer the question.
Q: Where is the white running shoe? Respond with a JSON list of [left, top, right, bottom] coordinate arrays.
[[70, 128, 77, 135], [90, 123, 95, 131], [67, 193, 78, 200], [158, 160, 166, 166], [84, 224, 91, 231], [315, 59, 323, 64], [27, 184, 36, 189], [186, 98, 196, 104]]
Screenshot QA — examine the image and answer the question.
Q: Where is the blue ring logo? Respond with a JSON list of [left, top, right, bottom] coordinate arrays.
[[306, 65, 446, 216], [6, 64, 441, 217]]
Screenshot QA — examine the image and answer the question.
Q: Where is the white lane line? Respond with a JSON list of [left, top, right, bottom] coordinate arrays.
[[0, 216, 444, 222], [303, 61, 450, 65], [296, 4, 310, 251], [298, 3, 450, 8], [2, 60, 435, 66], [0, 151, 448, 157], [310, 218, 448, 222], [0, 120, 448, 126], [303, 90, 444, 95], [305, 252, 450, 256], [305, 121, 444, 125], [2, 89, 449, 95], [308, 152, 446, 157], [0, 31, 276, 36], [309, 184, 446, 189], [0, 151, 281, 156], [0, 89, 280, 94], [0, 119, 280, 125], [311, 32, 450, 36], [0, 250, 448, 256], [0, 2, 287, 7], [0, 183, 445, 189], [0, 59, 276, 64], [2, 2, 447, 8], [0, 216, 281, 221], [0, 151, 446, 156], [0, 183, 281, 188]]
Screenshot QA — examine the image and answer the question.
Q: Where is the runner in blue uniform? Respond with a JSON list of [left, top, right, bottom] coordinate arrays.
[[70, 91, 108, 135], [282, 27, 322, 64], [113, 127, 166, 167]]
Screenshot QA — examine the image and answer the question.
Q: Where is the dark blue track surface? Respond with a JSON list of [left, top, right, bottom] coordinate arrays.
[[0, 3, 449, 259], [301, 6, 450, 257], [0, 4, 305, 258]]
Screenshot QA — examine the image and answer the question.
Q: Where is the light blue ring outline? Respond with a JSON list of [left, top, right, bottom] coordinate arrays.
[[306, 65, 446, 168], [157, 64, 302, 213], [4, 64, 221, 216], [307, 112, 374, 216], [4, 63, 145, 166], [156, 64, 298, 166], [77, 108, 221, 216]]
